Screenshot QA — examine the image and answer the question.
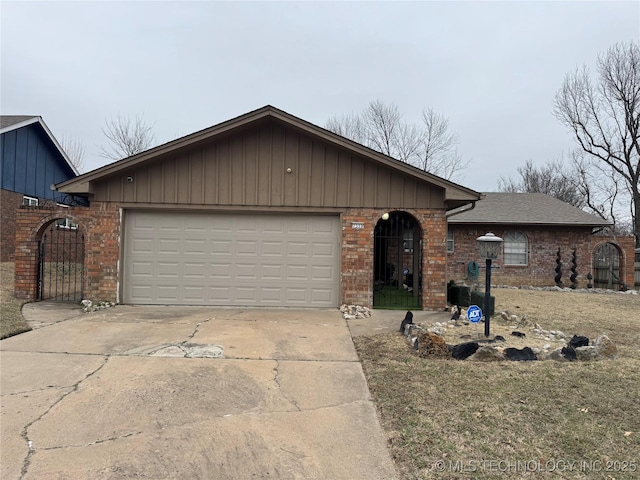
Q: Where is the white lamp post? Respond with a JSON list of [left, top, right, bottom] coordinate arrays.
[[476, 232, 503, 336]]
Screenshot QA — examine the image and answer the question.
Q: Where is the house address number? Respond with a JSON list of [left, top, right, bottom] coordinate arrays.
[[351, 222, 365, 230]]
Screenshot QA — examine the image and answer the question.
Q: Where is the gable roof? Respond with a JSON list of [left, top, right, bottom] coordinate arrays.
[[448, 192, 611, 227], [0, 115, 38, 129], [0, 115, 79, 175], [55, 105, 480, 209]]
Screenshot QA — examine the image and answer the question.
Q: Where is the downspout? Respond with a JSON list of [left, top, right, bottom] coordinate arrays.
[[445, 201, 478, 218]]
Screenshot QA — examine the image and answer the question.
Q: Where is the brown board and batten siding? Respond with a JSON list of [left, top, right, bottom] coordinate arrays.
[[91, 120, 445, 210]]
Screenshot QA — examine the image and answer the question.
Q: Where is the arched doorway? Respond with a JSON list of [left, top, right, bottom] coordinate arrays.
[[37, 218, 85, 302], [593, 242, 621, 289], [373, 211, 422, 309]]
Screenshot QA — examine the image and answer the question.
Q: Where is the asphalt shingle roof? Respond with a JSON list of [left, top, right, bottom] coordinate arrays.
[[0, 115, 37, 129], [448, 192, 611, 227]]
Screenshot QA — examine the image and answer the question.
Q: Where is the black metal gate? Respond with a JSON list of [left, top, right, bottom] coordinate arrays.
[[593, 243, 621, 289], [37, 222, 85, 302], [373, 212, 422, 309]]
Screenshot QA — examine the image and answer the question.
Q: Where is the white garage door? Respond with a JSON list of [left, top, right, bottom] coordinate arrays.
[[123, 211, 340, 307]]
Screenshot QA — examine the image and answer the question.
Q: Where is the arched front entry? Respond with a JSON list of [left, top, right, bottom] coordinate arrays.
[[373, 211, 422, 309], [593, 242, 622, 289], [37, 218, 85, 302]]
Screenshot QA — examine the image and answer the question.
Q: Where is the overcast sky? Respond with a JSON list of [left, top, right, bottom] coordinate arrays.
[[2, 1, 639, 192]]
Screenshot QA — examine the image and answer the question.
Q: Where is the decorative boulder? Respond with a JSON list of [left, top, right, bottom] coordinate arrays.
[[568, 335, 589, 349], [468, 346, 504, 362], [450, 342, 479, 360], [575, 346, 599, 361], [504, 347, 537, 361], [417, 332, 450, 358], [594, 334, 617, 358]]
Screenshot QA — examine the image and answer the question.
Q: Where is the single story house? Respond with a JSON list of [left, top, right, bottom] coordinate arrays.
[[15, 106, 481, 310], [1, 116, 78, 261], [446, 192, 636, 290]]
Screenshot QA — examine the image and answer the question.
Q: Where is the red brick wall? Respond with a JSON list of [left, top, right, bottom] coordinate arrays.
[[1, 189, 24, 261], [14, 202, 120, 302], [446, 224, 636, 289], [342, 208, 447, 310], [16, 203, 449, 309]]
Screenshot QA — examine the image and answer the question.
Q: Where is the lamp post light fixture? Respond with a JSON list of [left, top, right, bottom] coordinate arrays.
[[476, 232, 503, 337]]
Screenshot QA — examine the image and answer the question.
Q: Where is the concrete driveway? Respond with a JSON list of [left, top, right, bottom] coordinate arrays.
[[1, 303, 400, 480]]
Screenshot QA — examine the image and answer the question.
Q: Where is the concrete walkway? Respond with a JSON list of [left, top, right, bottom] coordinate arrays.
[[1, 303, 403, 480]]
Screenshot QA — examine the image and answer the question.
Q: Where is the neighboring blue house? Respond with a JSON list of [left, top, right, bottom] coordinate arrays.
[[0, 116, 78, 261]]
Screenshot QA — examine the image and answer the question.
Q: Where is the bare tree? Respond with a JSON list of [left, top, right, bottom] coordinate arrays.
[[498, 159, 586, 208], [100, 114, 156, 161], [60, 134, 86, 173], [325, 100, 467, 180], [554, 41, 640, 247], [420, 108, 469, 181]]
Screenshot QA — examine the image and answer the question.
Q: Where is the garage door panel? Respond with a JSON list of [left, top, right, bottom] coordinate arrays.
[[124, 212, 339, 307], [311, 265, 333, 280], [211, 240, 232, 255], [236, 241, 258, 256], [287, 242, 308, 256], [262, 241, 283, 256], [313, 242, 334, 257], [261, 264, 283, 279], [209, 263, 232, 279]]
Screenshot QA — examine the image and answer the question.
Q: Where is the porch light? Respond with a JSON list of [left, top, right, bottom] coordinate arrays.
[[476, 232, 503, 337]]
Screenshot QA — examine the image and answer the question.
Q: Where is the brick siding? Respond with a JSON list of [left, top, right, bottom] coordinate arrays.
[[342, 208, 447, 310], [16, 203, 449, 309], [446, 225, 635, 289], [14, 202, 119, 302]]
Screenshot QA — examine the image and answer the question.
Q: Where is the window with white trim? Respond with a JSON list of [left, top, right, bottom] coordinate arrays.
[[23, 196, 38, 206], [503, 231, 527, 265], [446, 228, 454, 253], [56, 204, 78, 230]]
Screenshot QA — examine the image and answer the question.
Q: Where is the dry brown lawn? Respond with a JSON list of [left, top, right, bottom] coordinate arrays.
[[0, 262, 30, 339], [355, 288, 640, 479]]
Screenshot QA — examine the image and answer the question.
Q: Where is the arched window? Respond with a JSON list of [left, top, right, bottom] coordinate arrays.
[[503, 231, 527, 265]]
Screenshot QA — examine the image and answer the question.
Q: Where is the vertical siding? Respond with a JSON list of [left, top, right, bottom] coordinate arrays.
[[91, 120, 447, 210], [1, 124, 76, 200]]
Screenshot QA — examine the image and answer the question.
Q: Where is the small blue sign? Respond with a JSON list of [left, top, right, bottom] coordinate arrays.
[[467, 305, 483, 324]]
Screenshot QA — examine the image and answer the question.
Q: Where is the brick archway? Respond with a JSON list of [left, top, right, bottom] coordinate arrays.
[[14, 207, 89, 301], [37, 219, 85, 302], [373, 211, 423, 309]]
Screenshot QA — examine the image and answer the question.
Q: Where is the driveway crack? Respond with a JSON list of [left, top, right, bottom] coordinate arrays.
[[19, 355, 110, 479], [180, 318, 211, 344], [273, 360, 301, 412]]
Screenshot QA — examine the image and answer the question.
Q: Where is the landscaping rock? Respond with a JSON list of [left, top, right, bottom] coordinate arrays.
[[575, 345, 599, 361], [450, 342, 479, 360], [504, 347, 537, 361], [417, 332, 450, 358], [469, 346, 504, 362], [594, 334, 617, 358], [568, 335, 589, 349], [339, 304, 371, 319], [561, 346, 577, 361]]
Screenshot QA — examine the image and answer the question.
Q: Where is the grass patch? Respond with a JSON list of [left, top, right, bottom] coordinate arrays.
[[0, 262, 30, 339], [356, 288, 640, 479], [374, 285, 421, 309]]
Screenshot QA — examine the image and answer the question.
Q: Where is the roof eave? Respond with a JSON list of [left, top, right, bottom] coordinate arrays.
[[56, 106, 482, 203], [448, 220, 613, 227]]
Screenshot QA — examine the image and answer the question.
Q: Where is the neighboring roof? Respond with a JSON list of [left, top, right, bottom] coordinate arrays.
[[55, 105, 480, 208], [0, 115, 38, 129], [448, 192, 611, 227], [0, 115, 79, 175]]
